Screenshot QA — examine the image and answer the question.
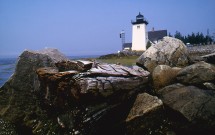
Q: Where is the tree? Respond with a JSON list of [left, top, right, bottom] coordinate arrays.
[[174, 31, 184, 42], [174, 31, 213, 45], [205, 35, 213, 44]]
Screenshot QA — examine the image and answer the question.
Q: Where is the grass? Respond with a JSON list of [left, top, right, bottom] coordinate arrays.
[[97, 56, 139, 67]]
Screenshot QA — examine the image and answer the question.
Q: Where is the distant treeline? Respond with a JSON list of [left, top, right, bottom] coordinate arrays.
[[169, 31, 214, 45]]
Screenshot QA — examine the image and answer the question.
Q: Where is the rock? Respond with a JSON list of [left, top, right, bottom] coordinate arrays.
[[126, 93, 164, 134], [157, 83, 185, 95], [152, 65, 181, 90], [176, 61, 215, 85], [158, 84, 215, 133], [35, 48, 68, 62], [1, 48, 68, 92], [137, 37, 189, 72], [0, 48, 68, 134]]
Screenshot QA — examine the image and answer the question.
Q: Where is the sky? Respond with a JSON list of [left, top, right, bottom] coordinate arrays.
[[0, 0, 215, 57]]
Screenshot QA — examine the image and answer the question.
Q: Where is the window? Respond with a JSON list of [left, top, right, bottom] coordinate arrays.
[[137, 25, 140, 29]]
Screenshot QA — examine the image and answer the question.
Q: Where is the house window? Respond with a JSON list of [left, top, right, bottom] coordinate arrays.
[[137, 25, 140, 29]]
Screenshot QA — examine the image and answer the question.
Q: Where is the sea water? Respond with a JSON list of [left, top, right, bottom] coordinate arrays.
[[0, 58, 16, 87]]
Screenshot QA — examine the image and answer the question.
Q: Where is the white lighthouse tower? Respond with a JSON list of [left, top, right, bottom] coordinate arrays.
[[131, 12, 148, 51]]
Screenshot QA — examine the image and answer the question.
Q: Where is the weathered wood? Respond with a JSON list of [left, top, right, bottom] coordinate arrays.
[[76, 76, 148, 98], [55, 60, 79, 71], [77, 60, 93, 68], [36, 67, 78, 82], [56, 60, 93, 72], [88, 64, 150, 77], [202, 52, 215, 64]]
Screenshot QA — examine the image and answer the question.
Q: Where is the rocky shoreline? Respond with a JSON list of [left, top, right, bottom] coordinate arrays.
[[0, 37, 215, 135]]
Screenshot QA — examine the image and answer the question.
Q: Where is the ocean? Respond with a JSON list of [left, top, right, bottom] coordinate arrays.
[[0, 58, 16, 87]]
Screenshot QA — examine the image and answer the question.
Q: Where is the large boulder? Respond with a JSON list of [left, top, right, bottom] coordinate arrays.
[[0, 48, 68, 134], [1, 48, 68, 92], [137, 37, 189, 72], [158, 84, 215, 134], [176, 61, 215, 85], [152, 65, 181, 90], [126, 93, 164, 135]]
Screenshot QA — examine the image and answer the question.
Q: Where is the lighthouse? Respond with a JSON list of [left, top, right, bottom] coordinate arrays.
[[131, 12, 148, 51]]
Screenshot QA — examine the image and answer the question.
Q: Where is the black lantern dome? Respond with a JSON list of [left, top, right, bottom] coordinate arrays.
[[131, 12, 148, 25]]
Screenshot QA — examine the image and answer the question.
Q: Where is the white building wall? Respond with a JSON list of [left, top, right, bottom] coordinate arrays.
[[132, 24, 147, 51]]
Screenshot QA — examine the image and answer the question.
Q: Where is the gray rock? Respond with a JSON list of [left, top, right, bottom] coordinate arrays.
[[176, 61, 215, 85], [0, 48, 68, 133], [126, 93, 164, 134], [157, 83, 185, 95], [35, 48, 68, 62], [137, 37, 189, 72], [1, 48, 68, 92], [158, 84, 215, 130]]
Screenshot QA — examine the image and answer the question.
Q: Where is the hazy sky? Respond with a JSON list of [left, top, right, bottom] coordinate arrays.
[[0, 0, 215, 57]]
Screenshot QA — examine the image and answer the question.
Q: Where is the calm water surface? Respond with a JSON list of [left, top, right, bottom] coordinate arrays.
[[0, 58, 17, 87]]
